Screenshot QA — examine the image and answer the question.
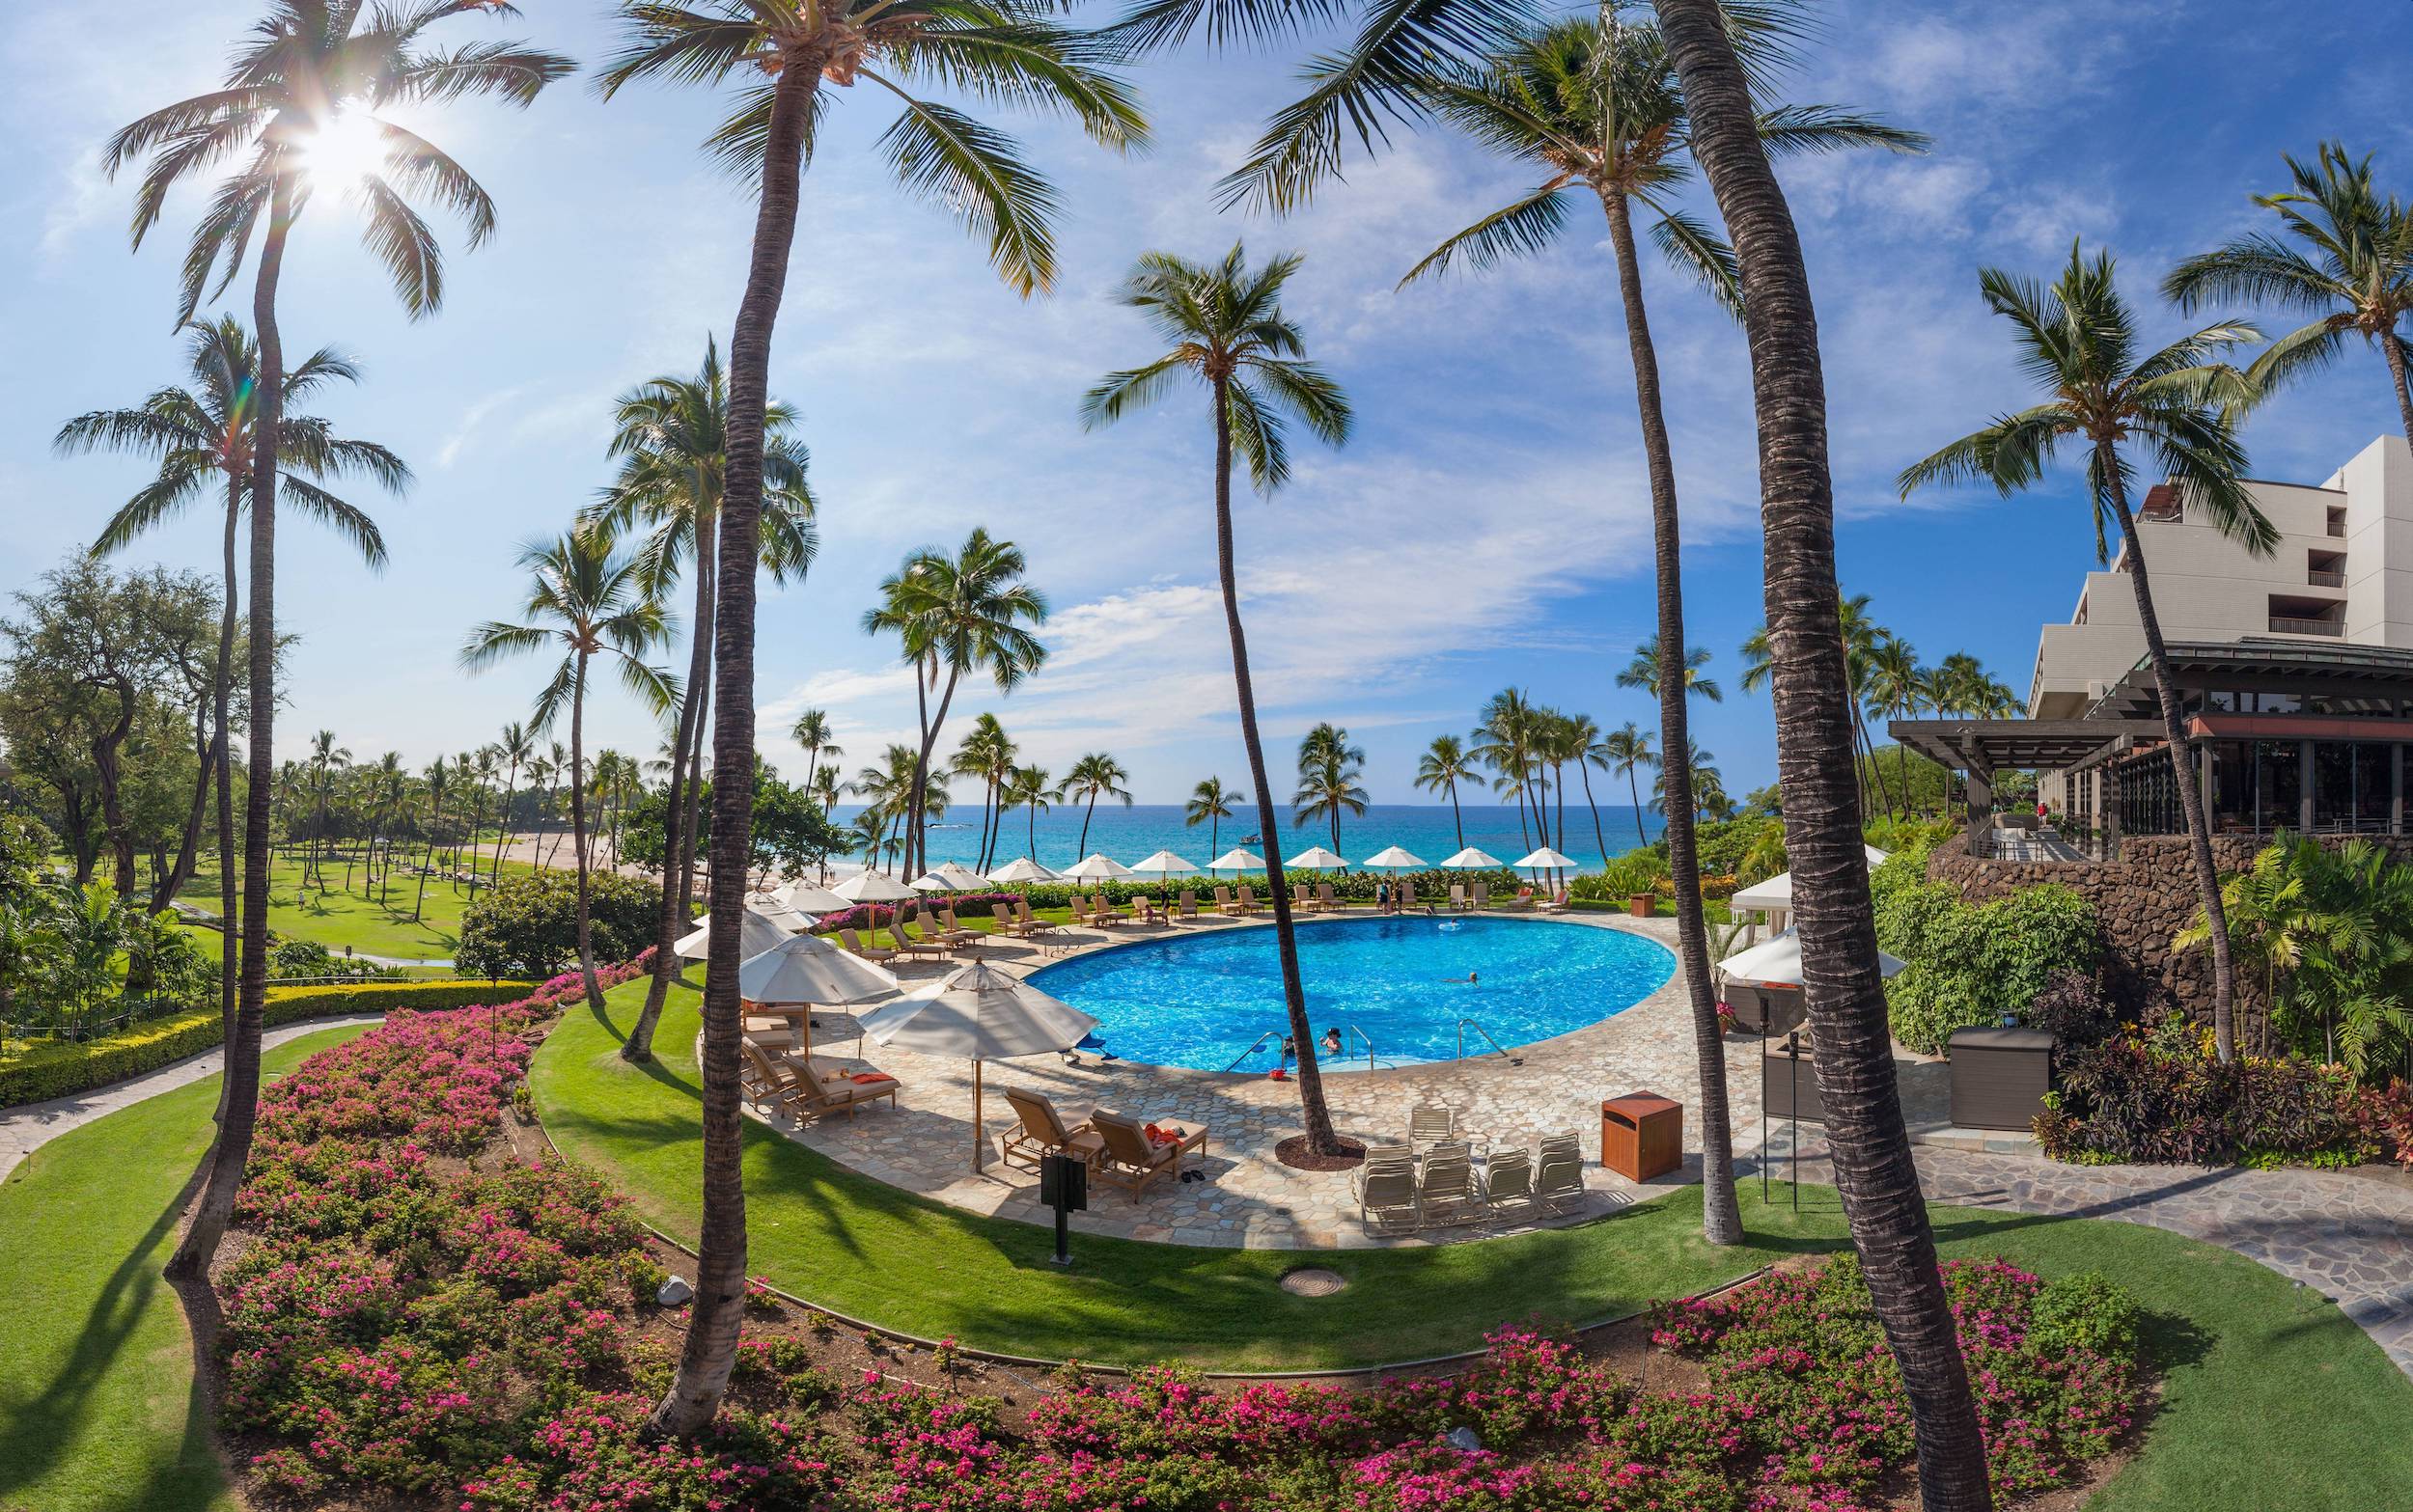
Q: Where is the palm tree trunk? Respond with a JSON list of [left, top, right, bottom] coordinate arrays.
[[680, 536, 714, 918], [2101, 454, 2238, 1061], [1657, 8, 1994, 1504], [1603, 186, 1739, 1246], [1079, 792, 1097, 855], [648, 58, 818, 1443], [1579, 764, 1608, 871], [1627, 767, 1649, 846], [491, 767, 517, 891], [2382, 329, 2413, 454], [628, 514, 717, 1061], [569, 656, 601, 1010], [1449, 787, 1462, 849], [414, 783, 442, 923], [170, 175, 291, 1281], [1212, 375, 1343, 1156], [908, 668, 964, 883], [209, 473, 239, 1123]]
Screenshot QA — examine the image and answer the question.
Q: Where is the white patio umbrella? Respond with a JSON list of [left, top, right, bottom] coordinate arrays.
[[857, 960, 1100, 1170], [1514, 846, 1577, 887], [1286, 845, 1346, 870], [1206, 847, 1264, 873], [1729, 847, 1890, 925], [1439, 846, 1504, 870], [737, 933, 903, 1058], [674, 905, 795, 962], [986, 857, 1058, 885], [1716, 927, 1906, 988], [1360, 845, 1426, 870], [913, 862, 991, 893], [1129, 848, 1201, 907], [1061, 853, 1136, 883], [745, 893, 819, 932], [831, 868, 922, 946], [776, 880, 850, 915]]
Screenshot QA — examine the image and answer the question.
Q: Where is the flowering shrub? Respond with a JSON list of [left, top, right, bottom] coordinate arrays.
[[217, 951, 2146, 1512]]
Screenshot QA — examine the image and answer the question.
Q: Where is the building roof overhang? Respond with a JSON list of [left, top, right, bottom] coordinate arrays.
[[1888, 718, 2162, 776], [2085, 639, 2413, 720]]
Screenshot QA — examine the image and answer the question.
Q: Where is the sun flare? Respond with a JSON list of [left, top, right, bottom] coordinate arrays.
[[297, 110, 387, 187]]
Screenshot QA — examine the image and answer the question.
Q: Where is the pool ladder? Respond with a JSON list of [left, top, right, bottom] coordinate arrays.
[[1456, 1016, 1521, 1064], [1220, 1022, 1399, 1073]]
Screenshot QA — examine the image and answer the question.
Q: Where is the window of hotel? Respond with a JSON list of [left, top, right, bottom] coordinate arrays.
[[2258, 740, 2300, 830]]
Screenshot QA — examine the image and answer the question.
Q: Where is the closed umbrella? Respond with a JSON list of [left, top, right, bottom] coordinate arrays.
[[858, 960, 1099, 1170], [737, 933, 903, 1058], [1129, 849, 1200, 910], [674, 905, 795, 962]]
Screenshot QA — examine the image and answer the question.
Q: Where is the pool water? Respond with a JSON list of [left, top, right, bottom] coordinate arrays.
[[1028, 916, 1674, 1072]]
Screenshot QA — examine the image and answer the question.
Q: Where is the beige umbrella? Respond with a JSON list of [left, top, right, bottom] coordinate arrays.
[[986, 857, 1059, 884], [737, 933, 903, 1058], [1515, 846, 1577, 889], [857, 960, 1099, 1170], [674, 905, 795, 962], [832, 869, 921, 947], [1130, 848, 1200, 909], [776, 880, 851, 914], [1206, 847, 1264, 873], [913, 862, 991, 893]]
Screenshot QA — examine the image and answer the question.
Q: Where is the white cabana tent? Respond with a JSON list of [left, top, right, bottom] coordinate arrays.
[[1716, 927, 1906, 987], [912, 862, 991, 893], [674, 905, 796, 962], [1206, 847, 1264, 873], [1729, 846, 1891, 927], [986, 857, 1058, 885], [857, 960, 1098, 1170], [736, 934, 903, 1058]]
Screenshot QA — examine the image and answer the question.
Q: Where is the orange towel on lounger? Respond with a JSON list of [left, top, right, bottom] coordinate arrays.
[[850, 1072, 897, 1086]]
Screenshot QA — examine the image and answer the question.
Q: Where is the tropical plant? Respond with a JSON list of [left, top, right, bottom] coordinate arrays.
[[1002, 763, 1053, 861], [583, 338, 818, 1061], [862, 529, 1047, 880], [1060, 753, 1132, 857], [1619, 637, 1723, 703], [791, 707, 836, 798], [1185, 776, 1236, 856], [108, 0, 569, 1281], [461, 534, 676, 1009], [1469, 687, 1543, 850], [2164, 143, 2413, 452], [1293, 722, 1369, 854], [1079, 243, 1352, 1156], [1414, 735, 1474, 849], [1597, 722, 1657, 847], [1663, 1, 1993, 1499], [1861, 633, 1925, 820], [1900, 240, 2271, 1063], [949, 713, 1019, 872]]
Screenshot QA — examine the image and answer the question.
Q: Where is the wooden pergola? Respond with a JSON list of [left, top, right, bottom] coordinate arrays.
[[1888, 718, 2162, 856]]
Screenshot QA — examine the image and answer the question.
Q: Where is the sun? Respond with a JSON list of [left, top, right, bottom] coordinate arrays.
[[298, 110, 388, 188]]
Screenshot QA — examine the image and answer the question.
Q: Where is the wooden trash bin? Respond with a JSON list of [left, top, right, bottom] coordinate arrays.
[[1761, 1038, 1823, 1123], [1948, 1027, 2055, 1131], [1600, 1091, 1682, 1181]]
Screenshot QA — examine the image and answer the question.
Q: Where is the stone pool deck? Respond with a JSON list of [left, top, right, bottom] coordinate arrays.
[[744, 910, 1765, 1249]]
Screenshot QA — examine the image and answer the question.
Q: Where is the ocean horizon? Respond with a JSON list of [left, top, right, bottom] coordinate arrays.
[[828, 802, 1666, 876]]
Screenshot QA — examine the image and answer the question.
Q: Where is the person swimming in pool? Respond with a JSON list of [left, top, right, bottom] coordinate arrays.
[[1441, 969, 1480, 985], [1320, 1027, 1344, 1055]]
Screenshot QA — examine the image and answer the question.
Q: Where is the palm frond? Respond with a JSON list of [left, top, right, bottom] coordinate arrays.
[[1397, 182, 1571, 287], [277, 475, 395, 567], [1646, 206, 1741, 317], [1751, 103, 1927, 157], [1078, 354, 1190, 429], [352, 172, 446, 316], [1240, 355, 1352, 447], [871, 86, 1061, 296], [1225, 378, 1291, 492]]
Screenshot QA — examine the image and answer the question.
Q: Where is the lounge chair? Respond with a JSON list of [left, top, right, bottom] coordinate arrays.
[[1178, 889, 1200, 921], [1127, 894, 1159, 925], [933, 906, 982, 947], [1536, 1153, 1586, 1216], [1449, 883, 1467, 912], [1538, 889, 1570, 915], [1484, 1149, 1537, 1223], [896, 917, 950, 960], [1408, 1103, 1456, 1153], [997, 902, 1038, 939], [1243, 884, 1270, 917], [1353, 1157, 1419, 1232], [739, 1038, 814, 1111], [841, 927, 900, 965], [1471, 881, 1490, 910], [1417, 1151, 1484, 1227], [1213, 885, 1240, 917], [997, 1086, 1104, 1171], [1498, 888, 1536, 913], [1016, 899, 1063, 939], [741, 1041, 898, 1119], [1090, 1109, 1209, 1201], [1317, 882, 1341, 913], [1537, 1130, 1584, 1168]]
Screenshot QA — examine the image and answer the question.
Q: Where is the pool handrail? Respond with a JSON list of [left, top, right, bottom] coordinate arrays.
[[1221, 1029, 1284, 1073], [1456, 1016, 1518, 1062]]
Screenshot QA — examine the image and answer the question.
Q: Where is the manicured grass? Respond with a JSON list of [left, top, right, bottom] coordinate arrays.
[[535, 976, 2413, 1508], [174, 851, 545, 962], [0, 1023, 374, 1512]]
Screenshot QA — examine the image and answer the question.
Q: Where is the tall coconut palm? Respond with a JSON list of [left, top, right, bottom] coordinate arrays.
[[57, 316, 405, 1061], [1414, 734, 1475, 849], [412, 756, 451, 922], [1469, 688, 1543, 850], [1565, 713, 1613, 865], [304, 730, 350, 893], [1835, 593, 1897, 818], [950, 713, 1018, 872], [1597, 722, 1657, 846], [113, 0, 569, 1282], [362, 752, 404, 902], [862, 530, 1048, 880], [1185, 775, 1236, 856], [1862, 633, 1925, 821], [596, 0, 1141, 1429], [584, 339, 817, 1061], [2164, 143, 2413, 450], [1294, 723, 1368, 854], [1618, 637, 1722, 703], [462, 533, 676, 1008], [1062, 753, 1131, 856], [489, 722, 534, 887], [1079, 244, 1353, 1156], [461, 748, 496, 901], [1900, 241, 2270, 1064], [1660, 0, 1993, 1500], [792, 707, 835, 797], [1004, 763, 1052, 861]]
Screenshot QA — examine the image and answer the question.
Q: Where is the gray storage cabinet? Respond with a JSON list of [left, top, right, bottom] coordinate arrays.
[[1948, 1027, 2054, 1131]]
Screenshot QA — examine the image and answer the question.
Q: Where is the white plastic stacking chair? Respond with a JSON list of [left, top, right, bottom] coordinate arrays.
[[1484, 1148, 1537, 1223], [1354, 1157, 1420, 1232], [1417, 1153, 1483, 1227], [1536, 1130, 1583, 1167], [1536, 1154, 1587, 1216], [1408, 1103, 1456, 1154]]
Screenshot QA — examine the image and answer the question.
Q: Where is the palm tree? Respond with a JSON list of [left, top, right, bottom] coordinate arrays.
[[1900, 241, 2270, 1063], [1293, 723, 1369, 854], [1618, 637, 1722, 704], [113, 0, 569, 1282], [57, 316, 406, 1058], [1079, 243, 1352, 1156], [1470, 688, 1543, 850], [950, 714, 1018, 872], [792, 707, 835, 798], [1862, 633, 1924, 820], [1186, 776, 1236, 856], [1062, 753, 1132, 856], [303, 730, 350, 893], [1004, 764, 1053, 861], [851, 747, 923, 874], [412, 757, 451, 923], [490, 722, 534, 888], [362, 752, 404, 902], [1565, 714, 1612, 865], [460, 747, 497, 901], [863, 531, 1048, 881], [462, 535, 675, 1007], [1597, 722, 1657, 847], [1662, 2, 1993, 1499], [1836, 593, 1896, 818], [1414, 735, 1475, 849], [2165, 143, 2413, 451], [584, 338, 817, 1061]]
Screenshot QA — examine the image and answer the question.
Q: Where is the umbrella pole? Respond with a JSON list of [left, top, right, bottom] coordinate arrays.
[[972, 1058, 985, 1171]]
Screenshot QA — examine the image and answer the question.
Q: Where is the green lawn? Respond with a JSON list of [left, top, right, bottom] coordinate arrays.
[[536, 976, 2413, 1510], [0, 1023, 374, 1512], [173, 851, 545, 962]]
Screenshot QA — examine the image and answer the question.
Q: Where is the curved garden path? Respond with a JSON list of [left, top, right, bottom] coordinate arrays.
[[0, 1015, 384, 1183]]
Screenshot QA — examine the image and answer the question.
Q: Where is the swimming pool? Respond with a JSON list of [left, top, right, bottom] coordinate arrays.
[[1028, 916, 1675, 1072]]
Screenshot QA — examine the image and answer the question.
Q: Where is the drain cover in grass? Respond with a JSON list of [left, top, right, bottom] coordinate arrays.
[[1279, 1267, 1347, 1297]]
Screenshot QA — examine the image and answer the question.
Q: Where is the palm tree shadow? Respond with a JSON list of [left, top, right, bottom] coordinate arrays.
[[0, 1161, 207, 1503]]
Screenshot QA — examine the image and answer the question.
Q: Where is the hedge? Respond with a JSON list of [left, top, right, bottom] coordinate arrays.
[[0, 978, 535, 1109]]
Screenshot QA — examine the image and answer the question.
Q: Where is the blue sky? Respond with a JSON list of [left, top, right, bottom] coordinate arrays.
[[4, 1, 2411, 807]]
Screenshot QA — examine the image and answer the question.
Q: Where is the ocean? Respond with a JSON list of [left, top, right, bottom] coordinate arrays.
[[828, 802, 1665, 876]]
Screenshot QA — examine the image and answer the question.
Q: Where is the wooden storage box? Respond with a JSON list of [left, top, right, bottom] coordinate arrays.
[[1948, 1027, 2054, 1131], [1600, 1091, 1682, 1181], [1761, 1040, 1823, 1123]]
